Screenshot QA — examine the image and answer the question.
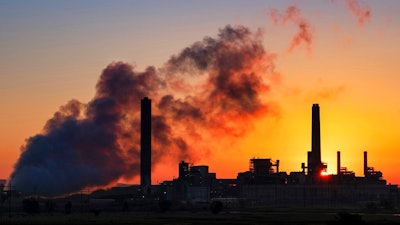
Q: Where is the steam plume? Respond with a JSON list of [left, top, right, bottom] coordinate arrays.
[[269, 5, 313, 54], [10, 25, 278, 196], [344, 0, 371, 27]]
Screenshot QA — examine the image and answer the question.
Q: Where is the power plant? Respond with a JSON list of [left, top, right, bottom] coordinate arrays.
[[3, 101, 398, 212], [158, 103, 399, 207]]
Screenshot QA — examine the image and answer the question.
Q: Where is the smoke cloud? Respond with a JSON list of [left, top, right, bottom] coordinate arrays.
[[269, 5, 313, 54], [344, 0, 371, 27], [10, 25, 278, 196]]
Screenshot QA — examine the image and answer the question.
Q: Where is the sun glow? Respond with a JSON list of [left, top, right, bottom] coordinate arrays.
[[320, 171, 329, 176]]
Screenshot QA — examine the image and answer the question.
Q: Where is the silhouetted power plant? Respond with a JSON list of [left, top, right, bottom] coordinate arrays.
[[156, 103, 399, 206], [5, 101, 397, 210]]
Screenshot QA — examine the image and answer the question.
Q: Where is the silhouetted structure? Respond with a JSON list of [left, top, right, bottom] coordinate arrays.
[[158, 103, 398, 207], [161, 162, 215, 202], [364, 150, 383, 180], [7, 102, 399, 213], [337, 151, 354, 177], [307, 104, 326, 178], [179, 161, 189, 179], [140, 97, 152, 190]]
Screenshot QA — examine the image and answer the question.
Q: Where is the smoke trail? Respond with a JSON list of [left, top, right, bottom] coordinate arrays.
[[10, 25, 278, 196], [10, 63, 164, 196], [269, 5, 313, 54], [344, 0, 371, 27]]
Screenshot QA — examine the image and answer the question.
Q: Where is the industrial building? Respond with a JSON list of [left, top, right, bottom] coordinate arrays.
[[4, 99, 398, 216], [159, 104, 399, 207]]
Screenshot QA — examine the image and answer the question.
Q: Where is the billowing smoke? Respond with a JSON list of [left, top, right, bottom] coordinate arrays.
[[10, 25, 278, 196], [269, 5, 313, 54]]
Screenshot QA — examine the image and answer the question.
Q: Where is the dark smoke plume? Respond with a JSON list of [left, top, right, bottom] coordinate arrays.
[[10, 25, 278, 196]]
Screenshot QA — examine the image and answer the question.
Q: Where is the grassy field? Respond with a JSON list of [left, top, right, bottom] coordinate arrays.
[[1, 207, 400, 225]]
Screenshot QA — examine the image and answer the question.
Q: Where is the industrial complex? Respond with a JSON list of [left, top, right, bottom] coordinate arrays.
[[2, 98, 399, 212], [148, 102, 399, 207]]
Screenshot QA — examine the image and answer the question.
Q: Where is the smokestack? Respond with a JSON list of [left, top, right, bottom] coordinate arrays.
[[309, 104, 322, 176], [363, 151, 367, 176], [140, 97, 152, 188], [337, 151, 341, 175], [307, 151, 311, 174], [276, 160, 280, 173]]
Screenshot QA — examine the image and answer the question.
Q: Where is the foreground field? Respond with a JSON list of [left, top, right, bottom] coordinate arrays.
[[1, 207, 400, 225]]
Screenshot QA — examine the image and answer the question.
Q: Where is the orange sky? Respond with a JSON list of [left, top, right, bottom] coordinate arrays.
[[1, 1, 400, 193]]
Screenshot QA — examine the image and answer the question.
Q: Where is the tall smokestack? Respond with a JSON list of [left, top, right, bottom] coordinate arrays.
[[140, 97, 152, 189], [309, 103, 322, 176], [363, 151, 368, 176], [337, 151, 341, 175]]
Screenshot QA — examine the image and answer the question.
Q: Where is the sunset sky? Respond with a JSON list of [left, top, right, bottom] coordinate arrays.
[[1, 1, 400, 194]]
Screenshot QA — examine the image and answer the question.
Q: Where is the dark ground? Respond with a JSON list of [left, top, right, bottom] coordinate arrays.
[[1, 207, 400, 225]]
